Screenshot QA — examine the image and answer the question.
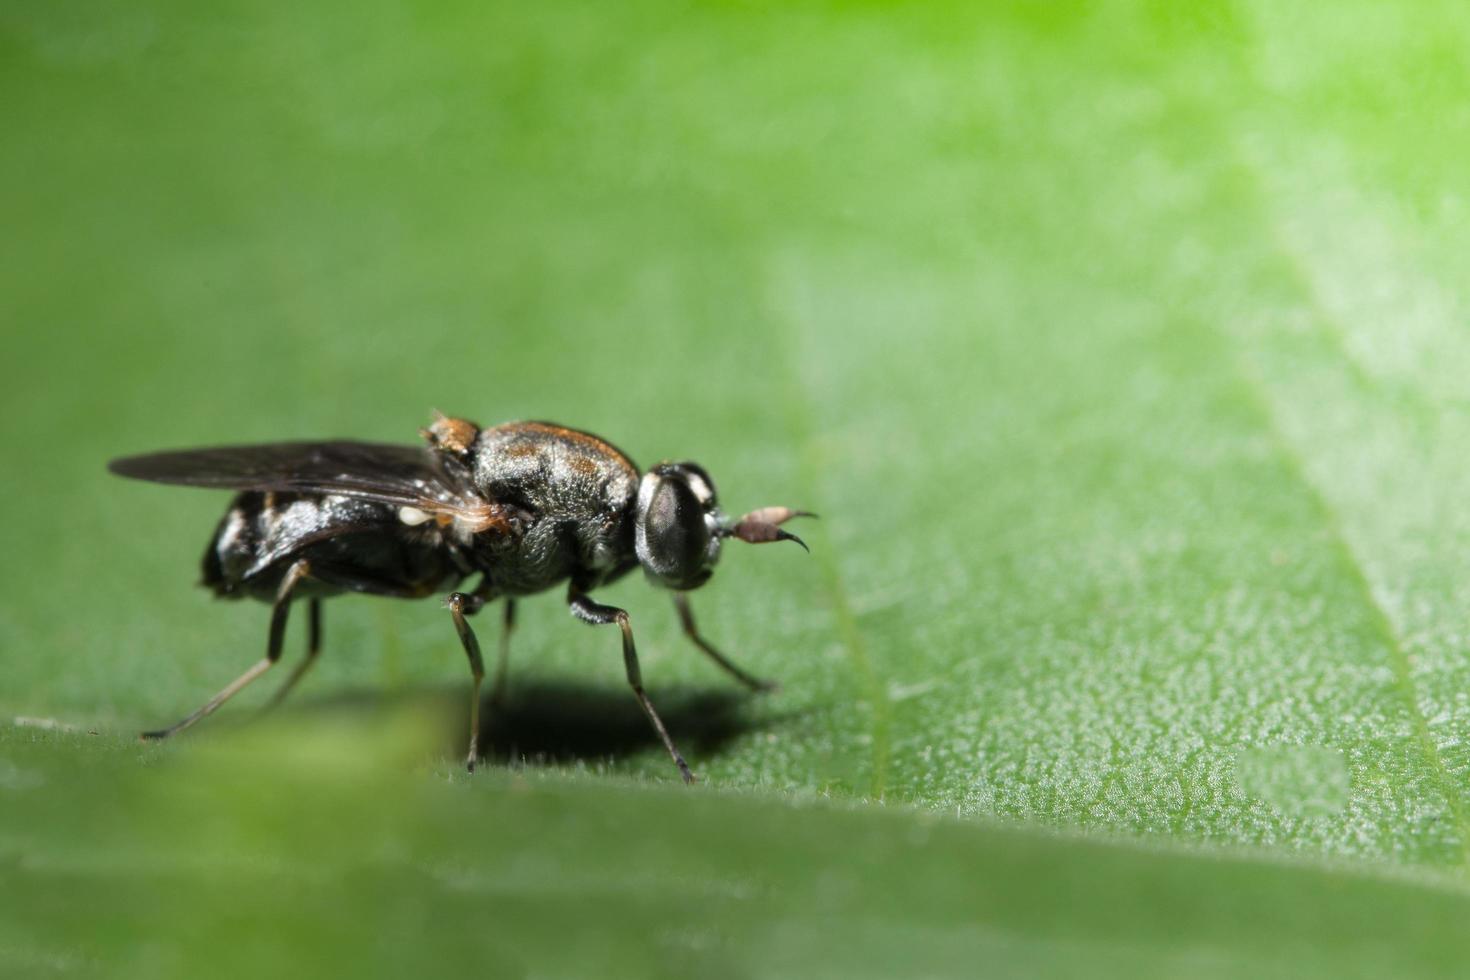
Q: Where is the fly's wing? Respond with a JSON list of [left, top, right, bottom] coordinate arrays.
[[108, 441, 508, 532]]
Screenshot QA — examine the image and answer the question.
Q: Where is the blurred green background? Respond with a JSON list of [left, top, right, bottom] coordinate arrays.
[[7, 0, 1470, 975]]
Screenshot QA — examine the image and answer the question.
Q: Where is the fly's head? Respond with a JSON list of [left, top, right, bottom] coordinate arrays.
[[635, 461, 814, 591]]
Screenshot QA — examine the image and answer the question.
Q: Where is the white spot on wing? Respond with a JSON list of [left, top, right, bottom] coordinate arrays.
[[398, 505, 432, 526]]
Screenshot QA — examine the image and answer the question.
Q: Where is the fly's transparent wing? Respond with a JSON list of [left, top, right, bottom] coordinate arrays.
[[108, 441, 503, 530]]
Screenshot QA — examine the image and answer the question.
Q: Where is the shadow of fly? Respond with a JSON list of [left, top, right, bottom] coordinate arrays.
[[108, 415, 814, 783]]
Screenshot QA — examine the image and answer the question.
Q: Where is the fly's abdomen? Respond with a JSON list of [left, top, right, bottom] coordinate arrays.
[[205, 491, 357, 598], [202, 491, 464, 601], [202, 492, 269, 596]]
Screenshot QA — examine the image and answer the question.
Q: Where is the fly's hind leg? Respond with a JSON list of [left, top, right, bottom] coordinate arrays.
[[141, 559, 311, 741], [264, 598, 323, 709], [570, 587, 695, 784], [673, 593, 778, 693]]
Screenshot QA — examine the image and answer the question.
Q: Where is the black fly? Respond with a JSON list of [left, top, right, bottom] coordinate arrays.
[[107, 415, 814, 783]]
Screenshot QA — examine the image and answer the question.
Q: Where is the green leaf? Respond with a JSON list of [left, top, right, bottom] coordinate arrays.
[[6, 0, 1470, 973], [5, 723, 1470, 979]]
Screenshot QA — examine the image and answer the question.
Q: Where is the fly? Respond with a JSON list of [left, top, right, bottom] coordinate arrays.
[[107, 415, 814, 783]]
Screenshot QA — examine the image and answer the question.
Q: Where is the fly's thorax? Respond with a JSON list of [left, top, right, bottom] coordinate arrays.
[[461, 421, 641, 589], [470, 421, 639, 515]]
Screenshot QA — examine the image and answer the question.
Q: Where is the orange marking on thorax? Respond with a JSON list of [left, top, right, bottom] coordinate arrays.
[[490, 421, 639, 479]]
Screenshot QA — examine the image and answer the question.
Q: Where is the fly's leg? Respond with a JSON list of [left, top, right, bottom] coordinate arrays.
[[672, 593, 778, 693], [264, 598, 323, 709], [447, 591, 487, 772], [491, 599, 516, 707], [569, 587, 695, 784], [141, 559, 311, 741]]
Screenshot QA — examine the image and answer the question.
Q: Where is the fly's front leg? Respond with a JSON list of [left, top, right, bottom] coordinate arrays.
[[446, 591, 488, 772], [569, 587, 695, 784], [141, 559, 310, 741], [673, 593, 778, 693]]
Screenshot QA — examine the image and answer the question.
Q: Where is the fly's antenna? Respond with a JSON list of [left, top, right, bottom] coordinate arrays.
[[722, 507, 817, 552]]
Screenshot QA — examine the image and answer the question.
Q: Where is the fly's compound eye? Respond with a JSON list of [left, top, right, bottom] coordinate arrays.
[[676, 462, 717, 507], [635, 465, 721, 590]]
